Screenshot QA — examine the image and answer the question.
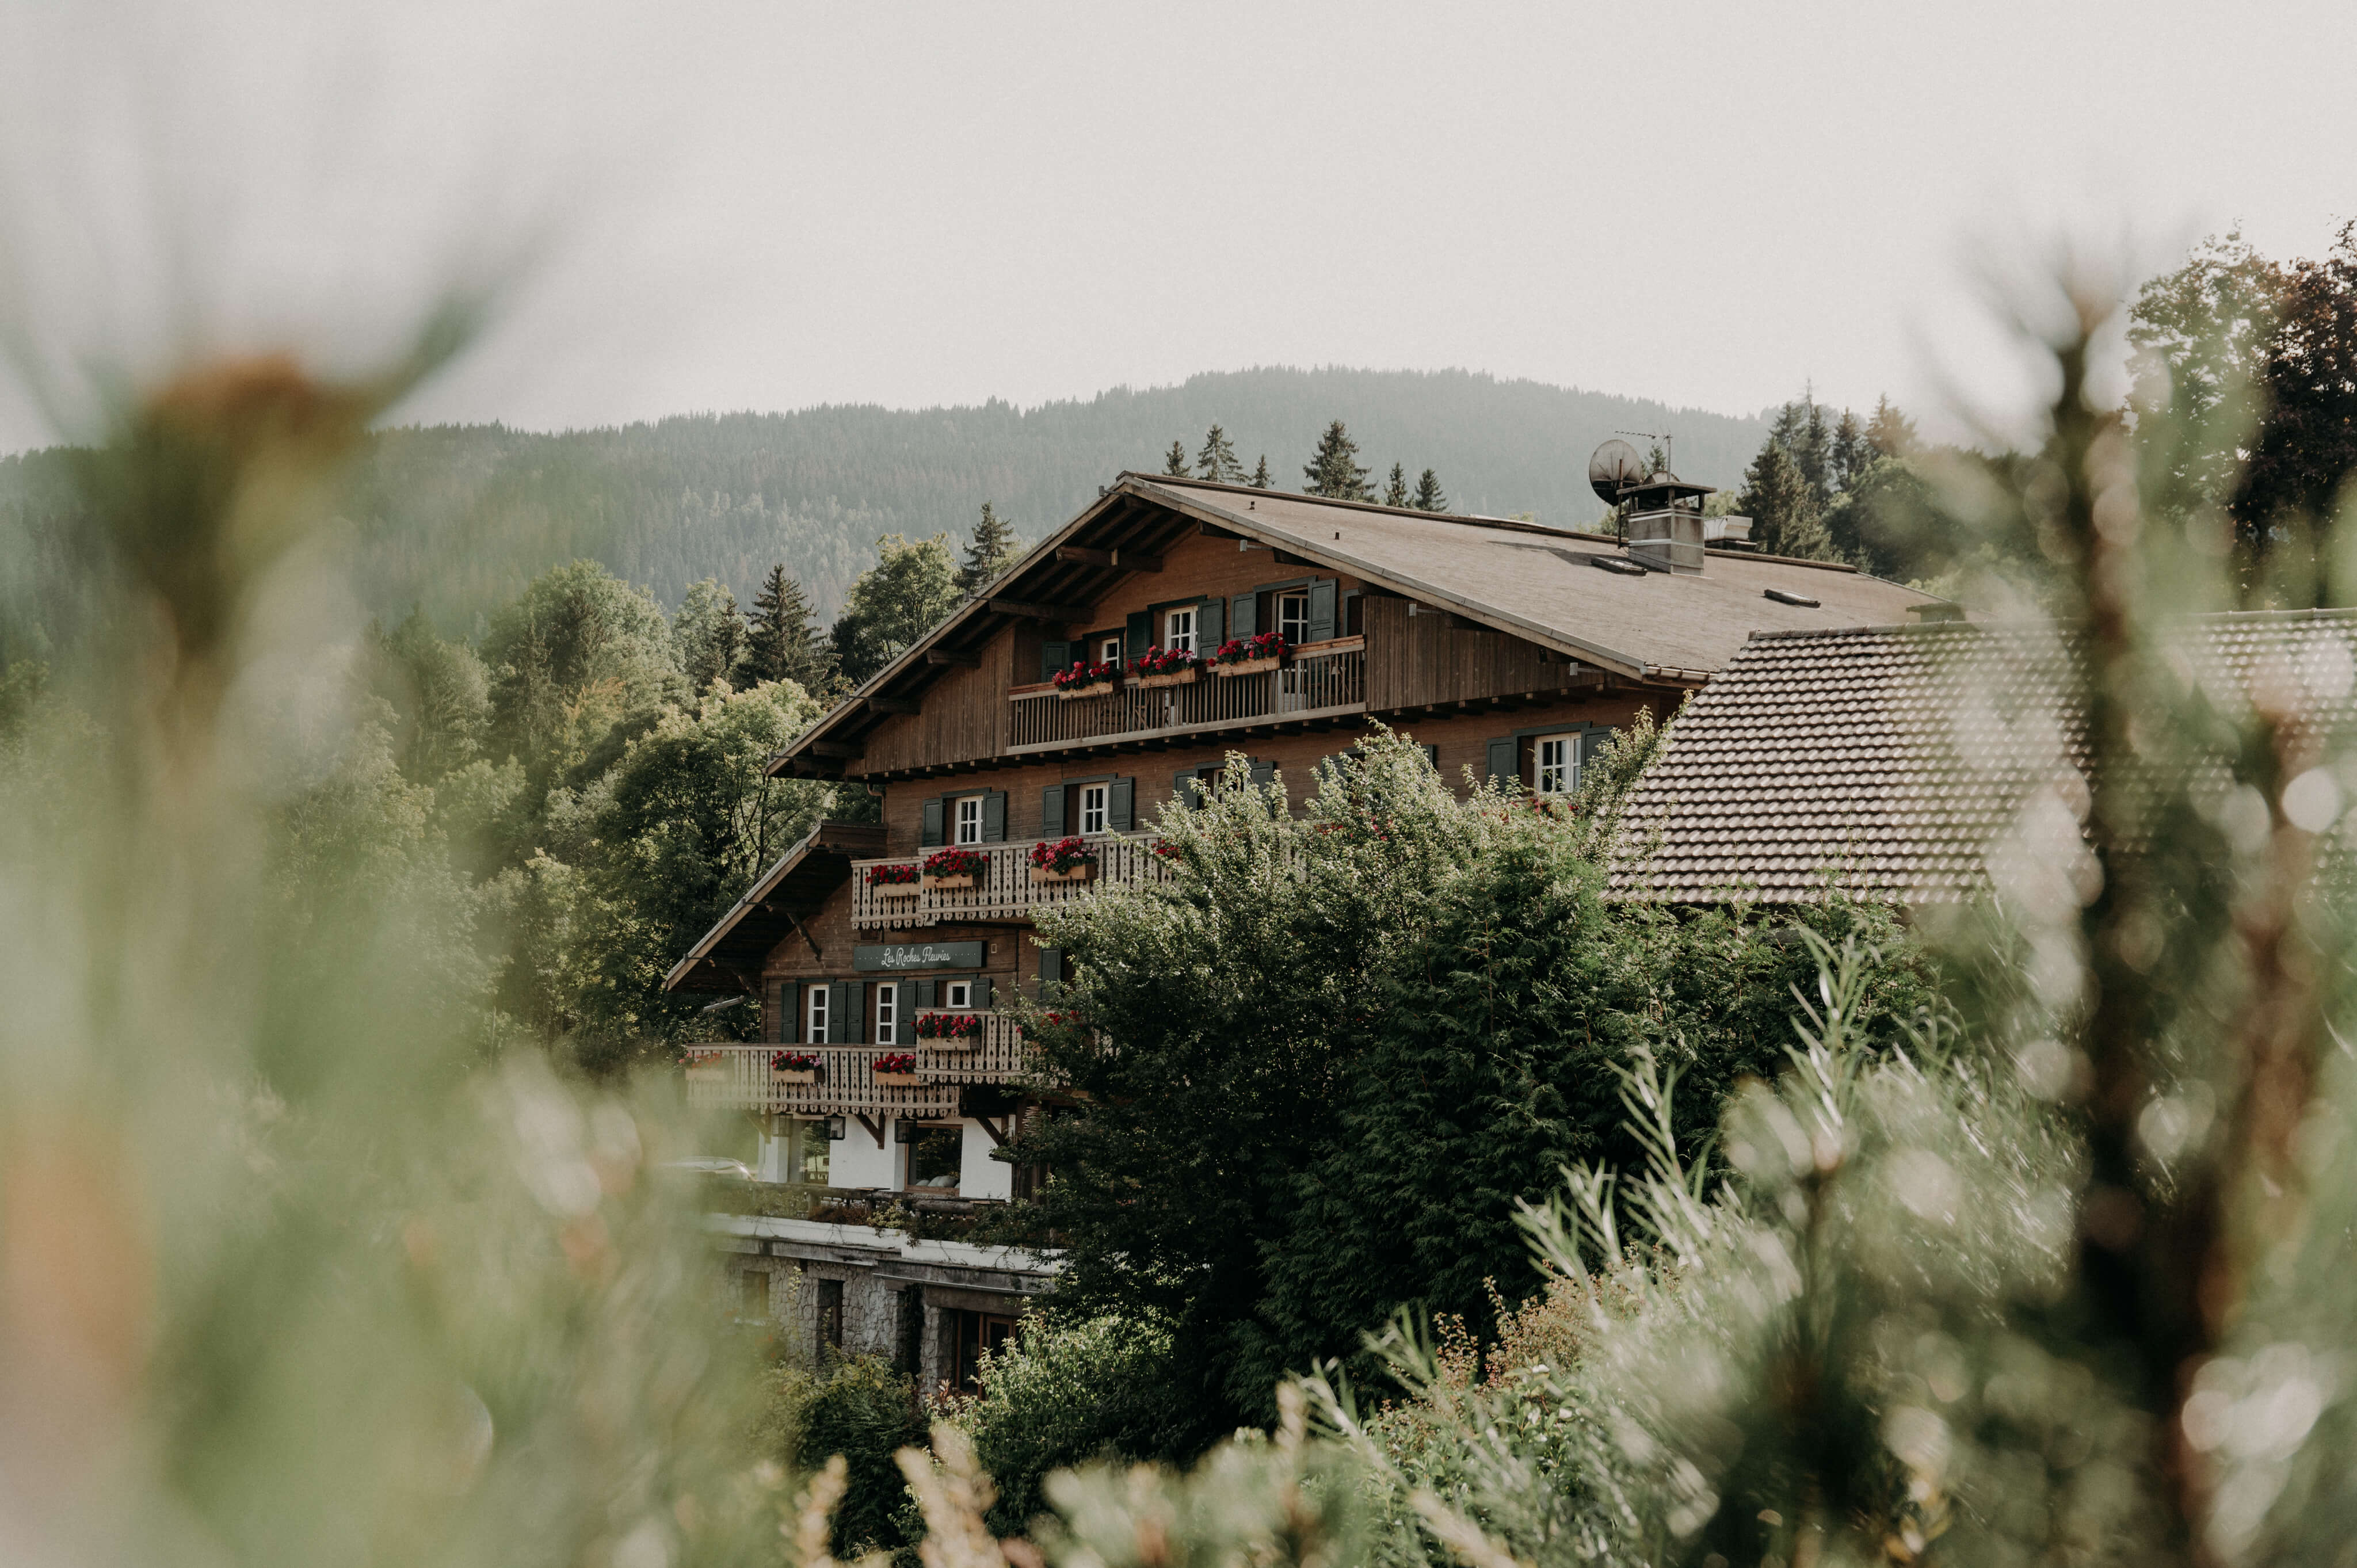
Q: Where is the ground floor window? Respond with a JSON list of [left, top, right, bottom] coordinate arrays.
[[815, 1276, 844, 1349], [949, 1307, 1019, 1390], [738, 1268, 770, 1321], [905, 1124, 962, 1191]]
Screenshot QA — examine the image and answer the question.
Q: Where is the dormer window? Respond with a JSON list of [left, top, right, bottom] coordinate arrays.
[[1164, 607, 1195, 654], [954, 795, 985, 845]]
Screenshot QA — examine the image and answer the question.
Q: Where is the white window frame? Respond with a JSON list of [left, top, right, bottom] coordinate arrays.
[[1078, 782, 1108, 835], [875, 983, 897, 1045], [1100, 635, 1124, 664], [944, 979, 972, 1010], [1535, 734, 1578, 795], [1164, 607, 1195, 654], [1277, 592, 1310, 645], [954, 795, 984, 845], [806, 985, 830, 1044]]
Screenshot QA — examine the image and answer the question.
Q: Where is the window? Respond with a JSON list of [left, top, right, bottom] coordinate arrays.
[[1535, 734, 1578, 795], [954, 795, 984, 845], [1100, 635, 1124, 665], [1164, 606, 1195, 654], [815, 1277, 844, 1349], [1277, 592, 1310, 646], [739, 1269, 771, 1321], [875, 983, 897, 1046], [1078, 782, 1108, 834], [806, 985, 830, 1044], [906, 1124, 962, 1191], [944, 979, 972, 1010], [949, 1308, 1019, 1391], [793, 1121, 831, 1185]]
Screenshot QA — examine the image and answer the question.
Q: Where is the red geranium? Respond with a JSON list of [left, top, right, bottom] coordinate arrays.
[[1128, 644, 1200, 676], [914, 1012, 982, 1040], [872, 1052, 917, 1074], [1052, 658, 1120, 690], [923, 847, 986, 878], [866, 863, 920, 886], [1029, 836, 1097, 873], [772, 1051, 819, 1070], [1212, 631, 1288, 665]]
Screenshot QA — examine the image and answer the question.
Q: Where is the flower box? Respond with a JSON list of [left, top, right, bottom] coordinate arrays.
[[1056, 681, 1115, 701], [872, 881, 921, 899], [1031, 862, 1094, 884], [771, 1069, 817, 1085], [1215, 655, 1282, 676], [874, 1071, 925, 1088], [922, 872, 977, 891], [1135, 666, 1197, 690]]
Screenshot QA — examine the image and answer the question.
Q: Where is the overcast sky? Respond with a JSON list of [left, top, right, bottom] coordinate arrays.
[[1, 0, 2352, 455]]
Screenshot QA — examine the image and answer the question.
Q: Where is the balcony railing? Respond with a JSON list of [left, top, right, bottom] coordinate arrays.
[[852, 834, 1168, 929], [1007, 636, 1365, 753], [681, 1014, 1035, 1114]]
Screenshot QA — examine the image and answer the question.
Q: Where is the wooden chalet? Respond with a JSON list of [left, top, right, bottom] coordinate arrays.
[[666, 470, 1950, 1376]]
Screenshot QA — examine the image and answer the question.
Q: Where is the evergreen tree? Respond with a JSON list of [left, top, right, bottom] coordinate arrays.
[[1382, 463, 1409, 508], [1410, 468, 1447, 512], [1162, 440, 1191, 478], [744, 564, 833, 691], [1864, 395, 1918, 460], [1736, 441, 1836, 560], [672, 578, 747, 692], [1195, 425, 1246, 484], [955, 501, 1020, 598], [1249, 455, 1272, 489], [1301, 421, 1372, 500], [1828, 407, 1871, 493]]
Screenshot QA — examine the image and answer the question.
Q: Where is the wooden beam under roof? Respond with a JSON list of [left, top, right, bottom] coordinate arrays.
[[865, 696, 922, 715], [926, 648, 980, 666], [988, 597, 1093, 622], [808, 741, 864, 759], [1055, 545, 1164, 572]]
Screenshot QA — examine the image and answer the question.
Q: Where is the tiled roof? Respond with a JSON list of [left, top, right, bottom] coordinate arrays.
[[1607, 611, 2357, 904]]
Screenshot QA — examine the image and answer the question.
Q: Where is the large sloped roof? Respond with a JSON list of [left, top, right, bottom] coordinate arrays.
[[663, 821, 887, 993], [773, 472, 1954, 772], [1607, 610, 2357, 904]]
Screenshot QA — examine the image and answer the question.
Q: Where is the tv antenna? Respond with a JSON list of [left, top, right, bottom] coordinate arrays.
[[1613, 429, 1672, 475]]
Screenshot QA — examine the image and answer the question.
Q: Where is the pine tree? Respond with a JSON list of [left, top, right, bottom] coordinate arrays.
[[673, 578, 747, 692], [1249, 456, 1272, 489], [1864, 394, 1918, 460], [1302, 421, 1372, 500], [1195, 425, 1246, 484], [1410, 468, 1447, 512], [1382, 463, 1409, 508], [743, 564, 833, 690], [1736, 442, 1835, 560], [1828, 408, 1871, 493], [955, 501, 1019, 598], [1163, 440, 1191, 478]]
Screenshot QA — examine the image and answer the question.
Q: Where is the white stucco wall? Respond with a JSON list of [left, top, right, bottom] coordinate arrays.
[[831, 1119, 901, 1190], [756, 1125, 791, 1184], [960, 1120, 1012, 1200]]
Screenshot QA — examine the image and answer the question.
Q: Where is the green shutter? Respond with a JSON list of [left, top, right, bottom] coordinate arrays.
[[829, 980, 858, 1043], [1485, 737, 1517, 787], [921, 798, 944, 846], [979, 975, 996, 1009], [1230, 591, 1257, 639], [1420, 743, 1439, 770], [777, 982, 796, 1044], [1037, 946, 1063, 998], [1248, 758, 1275, 791], [1039, 784, 1065, 838], [1307, 578, 1337, 642], [895, 979, 917, 1040], [1171, 768, 1199, 806], [1040, 640, 1071, 682], [1107, 776, 1134, 831], [1197, 597, 1225, 648], [917, 977, 938, 1009], [982, 790, 1007, 842], [1125, 610, 1153, 661]]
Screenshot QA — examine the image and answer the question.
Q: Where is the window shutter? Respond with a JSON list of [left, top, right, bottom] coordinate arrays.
[[1107, 776, 1134, 830], [896, 979, 917, 1035], [1197, 597, 1225, 647], [1485, 736, 1517, 787], [1230, 591, 1257, 639], [1171, 768, 1199, 805], [779, 982, 798, 1044], [1039, 784, 1065, 839], [921, 797, 945, 847], [1580, 728, 1614, 768], [917, 977, 938, 1009], [829, 980, 859, 1043], [1040, 640, 1071, 682], [1125, 610, 1153, 661], [1420, 743, 1439, 770], [978, 975, 996, 1009], [1307, 578, 1337, 642], [1248, 757, 1275, 790], [1037, 946, 1063, 997], [982, 790, 1007, 842]]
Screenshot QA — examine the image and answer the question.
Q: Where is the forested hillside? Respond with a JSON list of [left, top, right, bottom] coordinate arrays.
[[0, 367, 1765, 636]]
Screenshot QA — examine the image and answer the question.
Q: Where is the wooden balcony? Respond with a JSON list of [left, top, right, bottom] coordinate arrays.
[[681, 1014, 1033, 1114], [1006, 636, 1365, 754], [851, 834, 1168, 929]]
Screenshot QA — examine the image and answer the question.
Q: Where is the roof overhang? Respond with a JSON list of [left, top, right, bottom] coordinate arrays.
[[662, 820, 889, 993]]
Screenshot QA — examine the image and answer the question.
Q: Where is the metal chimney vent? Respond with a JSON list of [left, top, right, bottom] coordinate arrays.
[[1587, 438, 1716, 575], [1624, 508, 1706, 574]]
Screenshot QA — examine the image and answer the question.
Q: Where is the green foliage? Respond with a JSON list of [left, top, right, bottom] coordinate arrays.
[[1736, 438, 1835, 560], [1249, 454, 1273, 489], [1195, 424, 1246, 484], [673, 576, 748, 691], [1410, 467, 1446, 512], [829, 532, 960, 685], [956, 501, 1022, 598], [745, 562, 835, 691], [361, 605, 491, 781], [943, 1313, 1207, 1535], [1383, 462, 1409, 507], [1302, 419, 1373, 499], [479, 558, 683, 781], [1163, 440, 1191, 477], [757, 1353, 928, 1558]]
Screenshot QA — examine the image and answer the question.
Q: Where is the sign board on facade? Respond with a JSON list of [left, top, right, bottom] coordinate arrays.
[[854, 941, 985, 973]]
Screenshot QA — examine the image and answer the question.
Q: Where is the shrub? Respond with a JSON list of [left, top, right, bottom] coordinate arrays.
[[754, 1353, 927, 1558]]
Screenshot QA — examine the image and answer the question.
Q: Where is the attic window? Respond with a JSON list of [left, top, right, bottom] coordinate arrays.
[[1592, 556, 1648, 577], [1763, 587, 1821, 607]]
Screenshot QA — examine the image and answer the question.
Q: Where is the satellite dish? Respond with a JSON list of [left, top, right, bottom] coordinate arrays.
[[1588, 439, 1647, 505]]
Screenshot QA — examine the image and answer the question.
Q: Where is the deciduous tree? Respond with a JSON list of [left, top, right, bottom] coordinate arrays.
[[827, 533, 960, 685], [672, 577, 747, 692]]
